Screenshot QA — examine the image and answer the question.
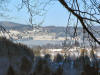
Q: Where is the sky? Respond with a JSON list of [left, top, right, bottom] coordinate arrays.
[[0, 0, 69, 27]]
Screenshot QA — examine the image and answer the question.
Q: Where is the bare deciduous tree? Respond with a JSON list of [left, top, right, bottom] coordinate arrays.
[[0, 0, 100, 46], [58, 0, 100, 45]]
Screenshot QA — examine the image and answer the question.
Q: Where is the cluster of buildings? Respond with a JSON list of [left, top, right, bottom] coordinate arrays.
[[0, 28, 72, 41], [0, 29, 82, 41], [40, 46, 100, 59], [0, 28, 100, 44]]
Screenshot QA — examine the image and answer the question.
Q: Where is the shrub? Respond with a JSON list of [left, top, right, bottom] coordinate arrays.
[[53, 66, 63, 75], [33, 57, 52, 75], [82, 64, 98, 75], [7, 66, 15, 75], [54, 54, 64, 63], [20, 56, 32, 75]]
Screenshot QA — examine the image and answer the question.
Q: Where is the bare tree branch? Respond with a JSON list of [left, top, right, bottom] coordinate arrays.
[[58, 0, 100, 45]]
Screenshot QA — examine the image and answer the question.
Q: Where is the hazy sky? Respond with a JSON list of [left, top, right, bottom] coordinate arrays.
[[0, 0, 69, 27]]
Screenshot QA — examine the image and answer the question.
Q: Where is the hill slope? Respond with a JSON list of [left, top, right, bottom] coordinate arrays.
[[0, 21, 100, 38]]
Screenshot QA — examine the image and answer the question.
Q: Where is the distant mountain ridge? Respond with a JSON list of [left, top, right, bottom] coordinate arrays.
[[0, 21, 23, 27], [0, 21, 67, 32], [0, 21, 31, 31], [0, 21, 100, 38]]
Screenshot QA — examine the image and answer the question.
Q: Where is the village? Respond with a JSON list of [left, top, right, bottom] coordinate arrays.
[[38, 46, 100, 60]]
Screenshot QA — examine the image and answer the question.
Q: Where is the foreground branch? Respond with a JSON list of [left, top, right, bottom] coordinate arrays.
[[59, 0, 100, 45]]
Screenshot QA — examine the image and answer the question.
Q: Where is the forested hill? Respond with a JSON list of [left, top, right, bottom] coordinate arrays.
[[0, 37, 33, 57]]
